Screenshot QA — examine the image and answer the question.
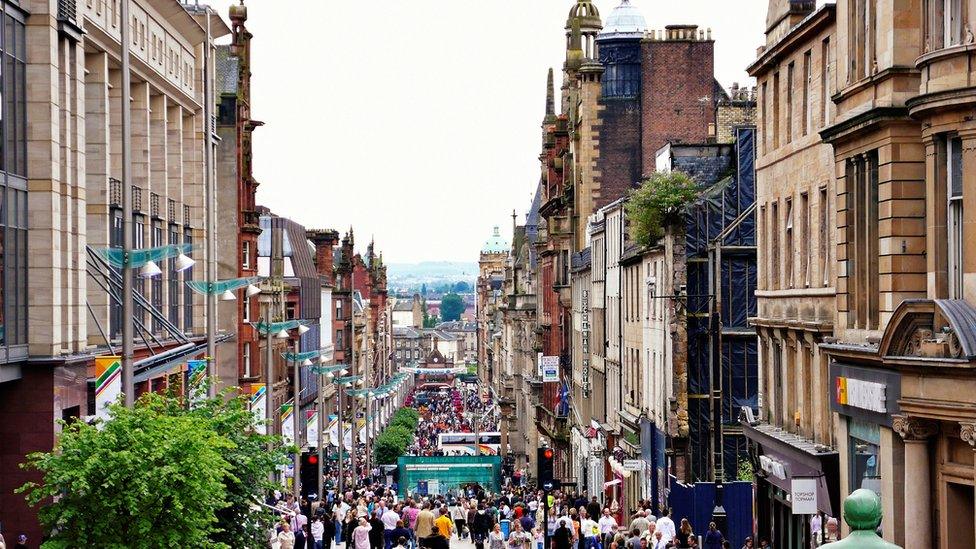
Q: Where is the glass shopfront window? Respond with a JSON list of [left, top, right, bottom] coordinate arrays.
[[848, 418, 881, 497]]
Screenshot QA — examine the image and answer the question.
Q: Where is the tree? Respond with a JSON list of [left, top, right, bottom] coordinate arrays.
[[624, 170, 700, 247], [18, 390, 287, 549], [440, 293, 464, 322], [421, 283, 428, 296], [453, 281, 471, 293]]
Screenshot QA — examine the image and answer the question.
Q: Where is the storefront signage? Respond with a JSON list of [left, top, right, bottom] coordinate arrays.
[[581, 290, 590, 397], [829, 362, 901, 428], [541, 356, 560, 382], [759, 455, 786, 480], [791, 478, 818, 514], [539, 356, 559, 383], [835, 376, 887, 413], [622, 459, 644, 471]]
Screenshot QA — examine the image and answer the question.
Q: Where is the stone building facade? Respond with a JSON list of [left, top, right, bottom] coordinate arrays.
[[0, 0, 227, 541], [746, 2, 841, 546]]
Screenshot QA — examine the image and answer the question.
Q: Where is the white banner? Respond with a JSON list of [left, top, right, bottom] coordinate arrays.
[[306, 410, 319, 447]]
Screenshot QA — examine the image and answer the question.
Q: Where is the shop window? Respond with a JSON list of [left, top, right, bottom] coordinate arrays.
[[848, 418, 881, 497]]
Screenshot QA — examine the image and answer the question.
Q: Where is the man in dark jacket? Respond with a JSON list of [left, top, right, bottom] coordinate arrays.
[[586, 497, 602, 525], [554, 519, 573, 549], [472, 506, 495, 549]]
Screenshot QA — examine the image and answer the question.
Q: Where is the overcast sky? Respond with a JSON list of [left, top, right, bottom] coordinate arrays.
[[204, 0, 770, 263]]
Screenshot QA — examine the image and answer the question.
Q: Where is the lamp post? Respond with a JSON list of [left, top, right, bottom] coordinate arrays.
[[335, 374, 362, 492], [311, 361, 345, 501]]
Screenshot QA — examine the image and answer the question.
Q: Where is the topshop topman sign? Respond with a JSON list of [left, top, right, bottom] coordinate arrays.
[[791, 477, 818, 515]]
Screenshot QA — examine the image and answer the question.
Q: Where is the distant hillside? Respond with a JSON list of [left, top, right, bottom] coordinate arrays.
[[387, 261, 478, 293], [388, 261, 478, 281]]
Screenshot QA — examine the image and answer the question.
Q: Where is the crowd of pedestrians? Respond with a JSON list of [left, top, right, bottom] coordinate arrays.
[[405, 383, 498, 457]]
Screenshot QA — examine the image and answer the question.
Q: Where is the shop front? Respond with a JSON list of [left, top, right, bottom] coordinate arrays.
[[827, 298, 976, 549], [742, 421, 840, 548]]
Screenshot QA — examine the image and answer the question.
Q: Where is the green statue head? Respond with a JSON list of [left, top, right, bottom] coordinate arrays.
[[844, 488, 882, 531], [829, 489, 901, 549]]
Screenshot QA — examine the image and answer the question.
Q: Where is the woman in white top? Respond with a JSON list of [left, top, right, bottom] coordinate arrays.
[[489, 523, 506, 549], [278, 521, 297, 549]]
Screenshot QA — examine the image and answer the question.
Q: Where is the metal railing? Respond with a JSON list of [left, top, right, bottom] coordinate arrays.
[[168, 199, 177, 223], [183, 204, 191, 227], [58, 0, 77, 23], [132, 186, 143, 212], [109, 178, 122, 206], [150, 192, 160, 218]]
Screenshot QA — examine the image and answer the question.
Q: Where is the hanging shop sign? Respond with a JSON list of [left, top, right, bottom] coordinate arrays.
[[541, 356, 560, 382], [186, 359, 208, 407], [281, 403, 294, 446], [306, 410, 319, 448], [791, 477, 818, 515], [835, 376, 886, 413], [829, 362, 901, 427]]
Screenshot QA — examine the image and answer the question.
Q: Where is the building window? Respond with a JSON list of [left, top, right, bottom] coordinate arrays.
[[786, 62, 794, 144], [800, 192, 810, 287], [771, 202, 780, 289], [243, 343, 252, 378], [602, 62, 640, 98], [947, 135, 964, 299], [286, 303, 297, 320], [336, 329, 343, 348], [846, 152, 880, 330], [772, 72, 780, 149], [184, 232, 194, 333], [760, 82, 768, 154], [925, 0, 965, 51], [785, 198, 794, 287], [169, 223, 180, 328], [819, 187, 830, 287], [242, 241, 251, 269], [848, 418, 881, 498], [821, 38, 831, 126], [771, 340, 783, 426], [803, 50, 812, 137], [336, 300, 342, 320], [243, 294, 251, 323], [134, 214, 146, 328], [848, 0, 876, 81], [151, 220, 163, 334]]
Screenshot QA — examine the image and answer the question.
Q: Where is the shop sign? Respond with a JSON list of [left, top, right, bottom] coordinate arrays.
[[836, 376, 886, 413], [581, 290, 590, 397], [541, 356, 560, 382], [622, 459, 644, 471], [791, 478, 818, 514]]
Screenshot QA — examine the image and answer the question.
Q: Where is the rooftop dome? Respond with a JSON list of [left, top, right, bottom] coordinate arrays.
[[599, 0, 646, 39], [481, 226, 509, 254], [566, 0, 602, 31]]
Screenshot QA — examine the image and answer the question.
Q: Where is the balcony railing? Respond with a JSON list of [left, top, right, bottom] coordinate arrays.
[[58, 0, 77, 23], [168, 199, 177, 223], [150, 192, 160, 219], [132, 187, 143, 212], [109, 178, 122, 207], [183, 205, 191, 227]]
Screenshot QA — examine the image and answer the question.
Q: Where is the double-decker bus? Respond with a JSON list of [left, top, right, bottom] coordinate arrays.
[[437, 432, 502, 456]]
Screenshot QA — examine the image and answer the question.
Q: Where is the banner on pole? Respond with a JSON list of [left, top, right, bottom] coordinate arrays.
[[250, 384, 267, 435], [186, 359, 208, 406], [281, 403, 294, 446], [306, 410, 319, 447], [94, 356, 122, 423]]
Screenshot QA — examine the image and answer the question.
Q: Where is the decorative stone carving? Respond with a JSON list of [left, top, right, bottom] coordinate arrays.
[[904, 328, 933, 357], [960, 422, 976, 447], [892, 415, 939, 441]]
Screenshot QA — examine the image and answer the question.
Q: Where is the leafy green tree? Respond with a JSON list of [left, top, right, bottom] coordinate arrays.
[[18, 390, 287, 549], [440, 293, 465, 322], [453, 281, 471, 293], [421, 283, 428, 295], [624, 170, 700, 247]]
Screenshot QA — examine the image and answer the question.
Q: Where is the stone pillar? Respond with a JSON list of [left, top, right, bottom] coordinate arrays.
[[893, 415, 938, 549]]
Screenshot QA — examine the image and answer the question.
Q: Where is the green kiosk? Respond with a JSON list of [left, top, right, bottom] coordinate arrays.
[[397, 455, 502, 497]]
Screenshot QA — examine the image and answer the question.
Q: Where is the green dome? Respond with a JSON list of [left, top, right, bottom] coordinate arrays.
[[481, 226, 509, 254]]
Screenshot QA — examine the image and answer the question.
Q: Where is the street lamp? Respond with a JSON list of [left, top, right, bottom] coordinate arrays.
[[95, 243, 194, 406], [333, 374, 362, 493], [188, 276, 264, 397]]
